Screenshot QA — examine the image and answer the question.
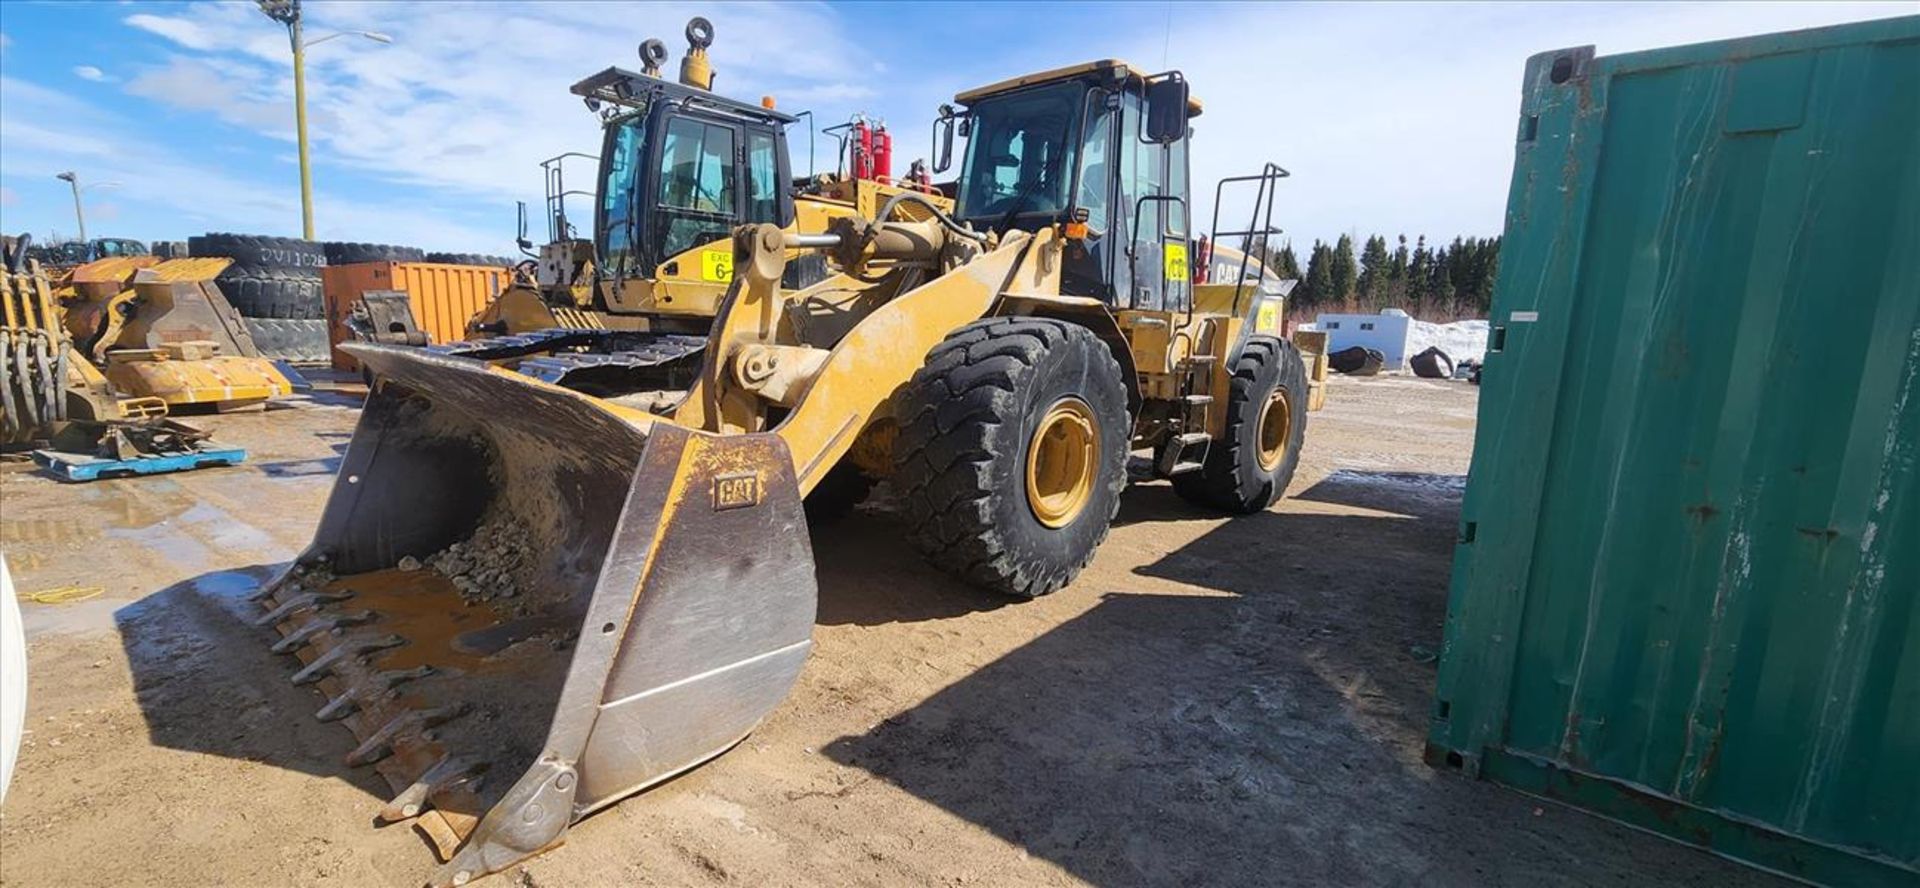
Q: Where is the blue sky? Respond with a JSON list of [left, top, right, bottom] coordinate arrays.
[[0, 1, 1909, 255]]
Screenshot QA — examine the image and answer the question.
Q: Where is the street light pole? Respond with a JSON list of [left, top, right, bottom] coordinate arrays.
[[289, 14, 314, 240], [55, 172, 86, 243], [256, 1, 390, 241]]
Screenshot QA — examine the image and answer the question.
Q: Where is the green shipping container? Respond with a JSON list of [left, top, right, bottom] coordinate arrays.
[[1428, 16, 1919, 886]]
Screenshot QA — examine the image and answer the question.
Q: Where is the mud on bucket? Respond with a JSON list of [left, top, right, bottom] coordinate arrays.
[[254, 345, 817, 885]]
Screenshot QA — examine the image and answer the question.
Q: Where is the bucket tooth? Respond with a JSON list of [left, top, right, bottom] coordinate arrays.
[[316, 665, 436, 721], [255, 590, 354, 627], [249, 561, 326, 601], [347, 703, 471, 768], [271, 610, 376, 654], [378, 755, 490, 822], [289, 633, 406, 685]]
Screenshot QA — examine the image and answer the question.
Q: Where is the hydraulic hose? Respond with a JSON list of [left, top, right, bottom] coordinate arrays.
[[873, 192, 986, 244]]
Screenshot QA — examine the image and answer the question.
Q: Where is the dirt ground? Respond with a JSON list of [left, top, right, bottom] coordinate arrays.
[[0, 375, 1783, 887]]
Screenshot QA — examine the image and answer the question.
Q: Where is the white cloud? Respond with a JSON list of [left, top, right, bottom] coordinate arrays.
[[108, 1, 888, 207], [72, 65, 109, 82], [0, 75, 505, 250], [124, 13, 221, 51], [124, 56, 288, 132]]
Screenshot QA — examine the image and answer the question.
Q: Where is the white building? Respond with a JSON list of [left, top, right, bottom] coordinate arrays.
[[1312, 308, 1414, 370]]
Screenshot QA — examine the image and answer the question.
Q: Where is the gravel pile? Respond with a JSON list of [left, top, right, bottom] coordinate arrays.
[[425, 515, 537, 608]]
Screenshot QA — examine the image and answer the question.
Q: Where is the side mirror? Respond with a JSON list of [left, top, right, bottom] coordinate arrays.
[[1145, 75, 1188, 144], [516, 201, 534, 250], [932, 104, 956, 173]]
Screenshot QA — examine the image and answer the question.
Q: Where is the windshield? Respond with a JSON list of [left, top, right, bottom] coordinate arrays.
[[597, 107, 649, 272], [955, 81, 1085, 226]]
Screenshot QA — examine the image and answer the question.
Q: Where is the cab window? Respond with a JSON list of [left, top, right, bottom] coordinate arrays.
[[746, 130, 779, 223], [655, 116, 738, 260], [598, 111, 648, 269], [955, 82, 1082, 226]]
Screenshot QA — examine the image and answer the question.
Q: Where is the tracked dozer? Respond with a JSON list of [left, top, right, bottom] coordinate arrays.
[[463, 18, 949, 396], [258, 59, 1307, 884]]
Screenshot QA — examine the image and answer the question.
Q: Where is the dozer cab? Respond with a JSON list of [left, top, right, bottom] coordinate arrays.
[[256, 58, 1306, 885], [468, 17, 949, 384]]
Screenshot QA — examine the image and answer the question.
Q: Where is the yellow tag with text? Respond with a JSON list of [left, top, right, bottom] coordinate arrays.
[[1256, 301, 1280, 333], [700, 250, 734, 283], [1162, 242, 1188, 282]]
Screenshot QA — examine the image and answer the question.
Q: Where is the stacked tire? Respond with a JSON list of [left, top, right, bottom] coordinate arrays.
[[426, 252, 514, 268], [188, 233, 329, 364], [325, 242, 425, 265]]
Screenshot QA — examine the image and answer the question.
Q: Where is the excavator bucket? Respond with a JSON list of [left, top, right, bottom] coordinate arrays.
[[254, 344, 816, 886]]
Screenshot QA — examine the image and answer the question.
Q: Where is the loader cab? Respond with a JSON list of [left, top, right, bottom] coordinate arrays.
[[945, 61, 1198, 312], [575, 67, 797, 283]]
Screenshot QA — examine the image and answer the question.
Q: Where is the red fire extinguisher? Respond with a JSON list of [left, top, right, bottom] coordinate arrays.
[[871, 122, 892, 182], [851, 119, 874, 180]]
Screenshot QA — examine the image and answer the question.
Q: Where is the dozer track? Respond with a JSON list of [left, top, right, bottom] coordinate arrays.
[[432, 329, 707, 396], [256, 344, 814, 886]]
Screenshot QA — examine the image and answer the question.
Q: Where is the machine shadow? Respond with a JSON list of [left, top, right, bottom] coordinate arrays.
[[113, 564, 391, 799], [822, 470, 1477, 885], [811, 510, 1014, 627]]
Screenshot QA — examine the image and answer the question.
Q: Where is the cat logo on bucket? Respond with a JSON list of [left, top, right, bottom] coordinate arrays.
[[713, 472, 761, 510]]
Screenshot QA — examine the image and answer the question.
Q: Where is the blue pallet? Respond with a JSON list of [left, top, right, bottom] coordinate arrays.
[[32, 446, 248, 482]]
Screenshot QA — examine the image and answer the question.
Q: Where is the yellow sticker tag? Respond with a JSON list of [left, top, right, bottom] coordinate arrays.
[[1256, 301, 1280, 333], [700, 249, 734, 283], [1162, 242, 1188, 282]]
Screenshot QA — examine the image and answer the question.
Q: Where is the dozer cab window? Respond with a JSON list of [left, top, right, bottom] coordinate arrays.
[[654, 116, 739, 262], [955, 82, 1084, 229]]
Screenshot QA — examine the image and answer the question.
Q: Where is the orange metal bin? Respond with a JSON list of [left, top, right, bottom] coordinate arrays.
[[322, 261, 509, 370]]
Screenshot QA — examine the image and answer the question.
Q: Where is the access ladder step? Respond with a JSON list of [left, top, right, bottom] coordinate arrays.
[[1181, 394, 1214, 406], [1167, 460, 1206, 476], [1173, 432, 1212, 448]]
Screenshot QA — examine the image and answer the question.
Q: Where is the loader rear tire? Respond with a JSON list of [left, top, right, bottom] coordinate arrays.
[[1173, 336, 1307, 513], [895, 318, 1128, 599]]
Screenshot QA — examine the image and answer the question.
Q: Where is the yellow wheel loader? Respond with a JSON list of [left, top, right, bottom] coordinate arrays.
[[467, 17, 953, 390], [257, 60, 1306, 885]]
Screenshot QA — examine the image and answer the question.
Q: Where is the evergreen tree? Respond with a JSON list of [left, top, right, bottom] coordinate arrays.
[[1330, 234, 1357, 307], [1301, 240, 1334, 310], [1407, 235, 1431, 306], [1273, 242, 1302, 281], [1358, 234, 1390, 306], [1429, 244, 1455, 309]]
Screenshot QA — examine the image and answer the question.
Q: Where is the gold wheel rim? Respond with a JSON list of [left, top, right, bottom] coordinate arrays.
[[1026, 397, 1098, 528], [1256, 388, 1293, 472]]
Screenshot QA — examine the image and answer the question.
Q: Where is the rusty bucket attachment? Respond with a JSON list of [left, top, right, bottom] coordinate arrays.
[[255, 344, 816, 885]]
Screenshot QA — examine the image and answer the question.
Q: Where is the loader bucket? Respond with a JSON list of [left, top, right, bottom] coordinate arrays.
[[255, 344, 816, 885]]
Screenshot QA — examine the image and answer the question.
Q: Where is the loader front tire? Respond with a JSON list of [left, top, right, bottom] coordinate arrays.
[[1173, 336, 1308, 513], [895, 318, 1129, 599]]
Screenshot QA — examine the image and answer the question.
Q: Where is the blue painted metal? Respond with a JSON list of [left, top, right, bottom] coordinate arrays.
[[33, 446, 248, 482]]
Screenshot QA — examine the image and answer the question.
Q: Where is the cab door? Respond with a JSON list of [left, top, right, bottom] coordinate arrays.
[[1112, 82, 1192, 313], [649, 112, 744, 273]]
